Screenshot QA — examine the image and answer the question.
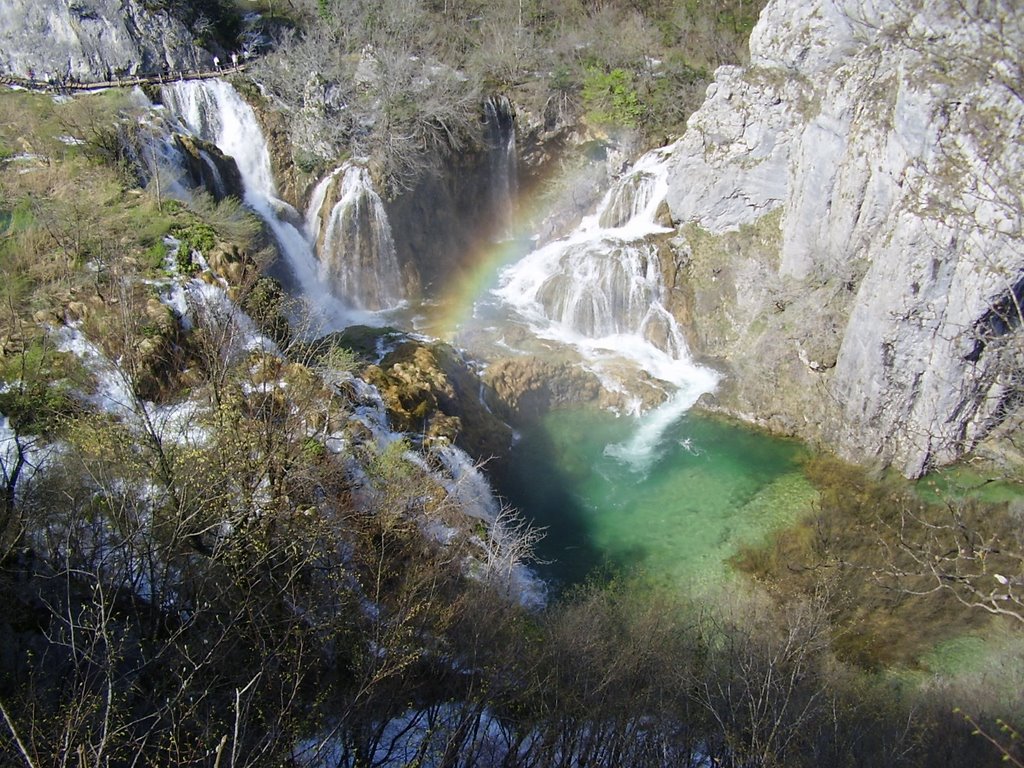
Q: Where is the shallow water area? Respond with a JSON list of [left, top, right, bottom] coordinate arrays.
[[913, 464, 1024, 506], [494, 406, 818, 595]]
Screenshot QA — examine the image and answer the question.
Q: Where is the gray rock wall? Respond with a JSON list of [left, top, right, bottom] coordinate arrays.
[[0, 0, 210, 81], [666, 0, 1023, 476]]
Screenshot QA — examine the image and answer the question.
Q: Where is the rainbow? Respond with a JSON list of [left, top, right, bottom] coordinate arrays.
[[427, 161, 597, 339]]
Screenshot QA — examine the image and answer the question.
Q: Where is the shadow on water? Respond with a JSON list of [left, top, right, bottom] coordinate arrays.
[[489, 419, 637, 595], [490, 406, 818, 597]]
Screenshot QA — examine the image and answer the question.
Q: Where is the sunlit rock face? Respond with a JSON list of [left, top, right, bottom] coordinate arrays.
[[665, 0, 1024, 477], [0, 0, 211, 81]]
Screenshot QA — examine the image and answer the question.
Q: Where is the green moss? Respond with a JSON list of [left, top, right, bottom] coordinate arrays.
[[582, 67, 643, 129], [141, 239, 170, 272], [171, 221, 217, 274], [301, 436, 327, 461], [0, 341, 86, 435]]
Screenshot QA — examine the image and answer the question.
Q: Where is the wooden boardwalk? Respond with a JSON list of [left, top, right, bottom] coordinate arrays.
[[0, 63, 250, 94]]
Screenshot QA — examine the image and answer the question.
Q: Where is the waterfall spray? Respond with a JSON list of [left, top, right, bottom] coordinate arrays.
[[306, 163, 404, 311], [495, 146, 718, 471], [161, 79, 350, 330]]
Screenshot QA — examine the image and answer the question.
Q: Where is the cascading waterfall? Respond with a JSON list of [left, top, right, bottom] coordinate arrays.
[[160, 78, 349, 329], [497, 148, 679, 347], [483, 95, 518, 237], [196, 149, 228, 199], [598, 169, 659, 230], [306, 163, 404, 311], [305, 166, 341, 242], [157, 80, 540, 596], [495, 146, 718, 471]]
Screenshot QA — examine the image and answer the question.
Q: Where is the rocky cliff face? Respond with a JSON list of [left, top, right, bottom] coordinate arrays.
[[665, 0, 1023, 476], [0, 0, 211, 81]]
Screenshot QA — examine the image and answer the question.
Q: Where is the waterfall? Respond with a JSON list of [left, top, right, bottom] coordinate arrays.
[[160, 79, 349, 330], [432, 443, 501, 522], [305, 166, 341, 242], [197, 149, 227, 199], [306, 163, 404, 311], [598, 170, 658, 230], [495, 146, 718, 471], [496, 147, 683, 354], [483, 95, 518, 237]]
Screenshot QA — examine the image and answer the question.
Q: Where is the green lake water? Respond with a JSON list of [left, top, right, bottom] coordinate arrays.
[[495, 407, 818, 594]]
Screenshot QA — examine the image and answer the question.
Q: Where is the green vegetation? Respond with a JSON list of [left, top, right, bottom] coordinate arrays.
[[582, 67, 644, 128], [253, 0, 765, 194], [0, 339, 84, 435], [171, 220, 216, 273], [733, 455, 1024, 673], [2, 4, 1023, 764]]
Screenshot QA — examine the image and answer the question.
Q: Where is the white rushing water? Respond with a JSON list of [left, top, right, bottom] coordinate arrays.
[[160, 79, 351, 331], [306, 163, 404, 311], [305, 166, 342, 241], [483, 95, 518, 238], [495, 146, 719, 472]]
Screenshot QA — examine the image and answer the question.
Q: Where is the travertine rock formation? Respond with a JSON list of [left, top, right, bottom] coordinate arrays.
[[665, 0, 1023, 476]]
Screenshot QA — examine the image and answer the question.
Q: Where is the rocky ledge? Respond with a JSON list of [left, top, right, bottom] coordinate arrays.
[[665, 0, 1023, 477], [0, 0, 213, 82]]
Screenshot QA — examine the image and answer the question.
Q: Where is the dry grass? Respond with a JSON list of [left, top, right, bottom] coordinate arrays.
[[732, 455, 1012, 671]]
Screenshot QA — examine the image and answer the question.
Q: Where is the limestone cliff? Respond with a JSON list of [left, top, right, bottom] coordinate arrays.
[[665, 0, 1023, 477], [0, 0, 212, 81]]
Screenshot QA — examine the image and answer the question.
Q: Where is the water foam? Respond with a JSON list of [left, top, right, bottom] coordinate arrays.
[[495, 146, 718, 472], [161, 79, 351, 332]]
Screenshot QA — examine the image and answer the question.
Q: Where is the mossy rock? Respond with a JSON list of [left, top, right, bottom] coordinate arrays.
[[360, 337, 514, 462], [482, 355, 603, 423], [318, 325, 403, 362]]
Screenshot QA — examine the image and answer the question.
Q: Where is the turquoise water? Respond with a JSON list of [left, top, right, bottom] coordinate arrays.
[[494, 407, 817, 594]]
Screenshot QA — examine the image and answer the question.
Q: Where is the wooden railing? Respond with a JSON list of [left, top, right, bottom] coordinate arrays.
[[0, 63, 250, 94]]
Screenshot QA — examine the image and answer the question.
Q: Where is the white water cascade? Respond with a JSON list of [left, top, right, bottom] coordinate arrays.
[[483, 95, 518, 237], [160, 79, 350, 330], [495, 146, 719, 471], [305, 163, 404, 311]]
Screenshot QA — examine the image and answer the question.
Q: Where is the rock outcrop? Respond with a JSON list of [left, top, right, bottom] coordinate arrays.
[[665, 0, 1023, 476], [322, 328, 514, 462], [482, 356, 605, 423], [172, 134, 245, 202], [0, 0, 212, 81]]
